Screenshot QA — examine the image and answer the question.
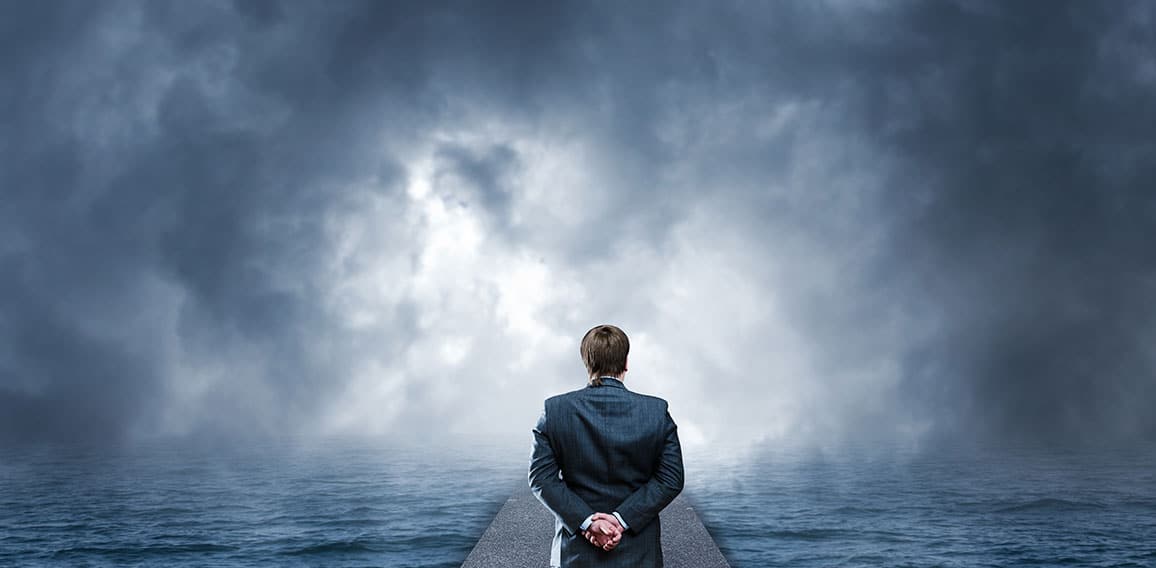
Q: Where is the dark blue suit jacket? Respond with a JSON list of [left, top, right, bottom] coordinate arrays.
[[529, 377, 684, 567]]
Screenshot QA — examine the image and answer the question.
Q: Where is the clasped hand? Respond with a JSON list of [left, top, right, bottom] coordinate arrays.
[[582, 512, 623, 551]]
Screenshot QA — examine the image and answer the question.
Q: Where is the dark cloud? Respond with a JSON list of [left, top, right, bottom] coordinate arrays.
[[434, 143, 519, 222], [851, 2, 1156, 443], [1, 0, 1152, 448]]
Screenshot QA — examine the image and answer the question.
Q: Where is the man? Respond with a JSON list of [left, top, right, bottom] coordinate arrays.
[[529, 324, 684, 567]]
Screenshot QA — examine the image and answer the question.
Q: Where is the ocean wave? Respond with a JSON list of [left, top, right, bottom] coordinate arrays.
[[994, 498, 1104, 513], [763, 528, 852, 541], [280, 538, 382, 555], [52, 543, 240, 557]]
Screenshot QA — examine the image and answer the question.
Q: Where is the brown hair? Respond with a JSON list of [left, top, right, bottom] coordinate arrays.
[[580, 325, 630, 386]]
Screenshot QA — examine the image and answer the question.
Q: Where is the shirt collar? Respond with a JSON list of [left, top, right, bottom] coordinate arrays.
[[594, 376, 626, 389]]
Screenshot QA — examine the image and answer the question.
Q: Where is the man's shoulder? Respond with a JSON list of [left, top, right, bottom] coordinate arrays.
[[633, 392, 670, 415], [544, 387, 588, 404], [543, 388, 584, 412], [637, 392, 669, 407]]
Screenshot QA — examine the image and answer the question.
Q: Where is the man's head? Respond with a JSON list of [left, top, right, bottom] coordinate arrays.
[[580, 324, 630, 386]]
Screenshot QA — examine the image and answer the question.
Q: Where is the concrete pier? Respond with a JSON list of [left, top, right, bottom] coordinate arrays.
[[462, 482, 730, 567]]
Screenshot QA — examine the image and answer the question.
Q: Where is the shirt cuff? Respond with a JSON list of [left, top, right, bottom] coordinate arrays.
[[579, 514, 595, 531], [612, 511, 629, 530]]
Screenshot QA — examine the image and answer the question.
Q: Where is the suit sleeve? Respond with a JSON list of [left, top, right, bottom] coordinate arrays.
[[613, 405, 684, 533], [528, 403, 596, 535]]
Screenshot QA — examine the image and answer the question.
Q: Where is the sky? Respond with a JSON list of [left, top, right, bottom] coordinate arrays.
[[2, 0, 1154, 456]]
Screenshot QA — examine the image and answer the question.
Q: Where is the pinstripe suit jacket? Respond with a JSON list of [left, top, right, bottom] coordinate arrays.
[[529, 377, 684, 568]]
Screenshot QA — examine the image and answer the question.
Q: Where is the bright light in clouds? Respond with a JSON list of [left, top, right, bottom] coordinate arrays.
[[637, 215, 815, 447], [275, 111, 916, 459], [310, 128, 589, 444]]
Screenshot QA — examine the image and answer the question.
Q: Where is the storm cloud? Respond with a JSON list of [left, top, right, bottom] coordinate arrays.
[[1, 0, 1153, 452]]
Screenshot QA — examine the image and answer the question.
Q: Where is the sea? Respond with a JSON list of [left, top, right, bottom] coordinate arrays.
[[2, 438, 1154, 567]]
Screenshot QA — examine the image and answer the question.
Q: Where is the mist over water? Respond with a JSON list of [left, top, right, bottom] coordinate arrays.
[[0, 440, 520, 567], [3, 437, 1154, 567], [691, 441, 1156, 566]]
